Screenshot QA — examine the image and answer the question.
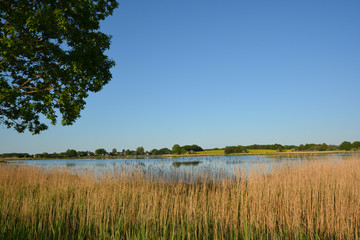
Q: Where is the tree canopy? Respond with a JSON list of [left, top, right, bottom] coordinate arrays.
[[95, 148, 106, 156], [0, 0, 118, 134], [224, 145, 247, 154], [339, 141, 352, 151]]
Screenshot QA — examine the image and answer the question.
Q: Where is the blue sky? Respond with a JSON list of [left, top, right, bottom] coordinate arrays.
[[1, 0, 360, 154]]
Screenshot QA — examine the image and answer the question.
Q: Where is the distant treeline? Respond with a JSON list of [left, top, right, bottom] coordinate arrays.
[[222, 141, 360, 153], [1, 141, 359, 159], [246, 144, 297, 150], [171, 144, 203, 154], [0, 153, 31, 158], [224, 146, 248, 154]]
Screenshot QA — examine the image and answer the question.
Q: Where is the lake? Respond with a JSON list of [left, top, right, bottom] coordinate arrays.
[[10, 153, 356, 182]]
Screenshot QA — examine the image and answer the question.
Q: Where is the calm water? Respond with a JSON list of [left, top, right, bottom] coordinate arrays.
[[10, 154, 356, 181]]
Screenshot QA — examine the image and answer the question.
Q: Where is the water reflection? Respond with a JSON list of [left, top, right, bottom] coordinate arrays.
[[66, 163, 76, 167], [173, 161, 201, 168]]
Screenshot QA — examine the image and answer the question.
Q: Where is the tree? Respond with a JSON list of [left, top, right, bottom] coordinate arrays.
[[159, 148, 171, 155], [95, 148, 106, 156], [172, 144, 181, 154], [77, 151, 88, 157], [0, 0, 118, 134], [124, 149, 133, 156], [151, 149, 160, 155], [339, 141, 352, 151], [182, 144, 203, 152], [135, 147, 145, 156], [319, 143, 328, 151], [66, 149, 77, 157], [351, 141, 360, 150], [224, 145, 247, 154], [112, 148, 117, 156]]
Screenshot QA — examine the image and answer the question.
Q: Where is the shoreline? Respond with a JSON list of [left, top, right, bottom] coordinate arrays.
[[1, 150, 358, 161]]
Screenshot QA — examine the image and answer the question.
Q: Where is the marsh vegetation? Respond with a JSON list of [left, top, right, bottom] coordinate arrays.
[[1, 155, 360, 239]]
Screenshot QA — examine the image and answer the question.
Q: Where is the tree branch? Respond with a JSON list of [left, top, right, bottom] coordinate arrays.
[[20, 75, 42, 88], [21, 86, 54, 95]]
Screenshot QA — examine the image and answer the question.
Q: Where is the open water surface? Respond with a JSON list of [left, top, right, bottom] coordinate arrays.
[[10, 154, 358, 181]]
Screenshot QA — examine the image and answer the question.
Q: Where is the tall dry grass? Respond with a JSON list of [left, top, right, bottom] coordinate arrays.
[[0, 156, 360, 239]]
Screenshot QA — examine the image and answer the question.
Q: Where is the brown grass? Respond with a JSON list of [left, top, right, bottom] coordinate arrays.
[[0, 156, 360, 239]]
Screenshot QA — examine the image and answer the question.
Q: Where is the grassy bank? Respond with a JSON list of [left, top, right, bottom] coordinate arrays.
[[1, 156, 360, 239]]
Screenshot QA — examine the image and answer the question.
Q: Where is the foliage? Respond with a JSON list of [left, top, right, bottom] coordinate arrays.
[[246, 144, 293, 150], [112, 148, 117, 155], [77, 151, 88, 157], [351, 141, 360, 149], [171, 144, 203, 154], [182, 144, 203, 152], [95, 148, 106, 156], [297, 143, 334, 151], [124, 149, 135, 156], [151, 148, 171, 155], [65, 149, 77, 158], [0, 0, 118, 134], [224, 145, 248, 154], [171, 144, 181, 154], [339, 141, 352, 151], [0, 152, 30, 158], [135, 146, 145, 156]]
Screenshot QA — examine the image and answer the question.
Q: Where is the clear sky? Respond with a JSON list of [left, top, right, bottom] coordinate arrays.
[[1, 0, 360, 154]]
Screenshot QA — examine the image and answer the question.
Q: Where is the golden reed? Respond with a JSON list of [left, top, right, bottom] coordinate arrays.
[[0, 155, 359, 239]]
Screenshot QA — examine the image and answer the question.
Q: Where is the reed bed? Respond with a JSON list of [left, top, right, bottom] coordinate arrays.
[[1, 156, 360, 239]]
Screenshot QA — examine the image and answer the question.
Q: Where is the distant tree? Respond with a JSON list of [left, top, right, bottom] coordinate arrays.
[[297, 144, 305, 151], [151, 148, 171, 155], [112, 148, 118, 156], [181, 148, 187, 154], [0, 152, 30, 158], [327, 145, 338, 151], [65, 149, 77, 157], [297, 143, 318, 151], [77, 151, 88, 157], [351, 141, 360, 150], [58, 152, 67, 158], [95, 148, 106, 156], [151, 149, 160, 155], [224, 145, 247, 154], [339, 141, 352, 151], [182, 144, 203, 152], [172, 144, 181, 154], [135, 147, 145, 156], [124, 149, 134, 156], [319, 143, 328, 151], [159, 148, 171, 155], [273, 144, 283, 151]]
